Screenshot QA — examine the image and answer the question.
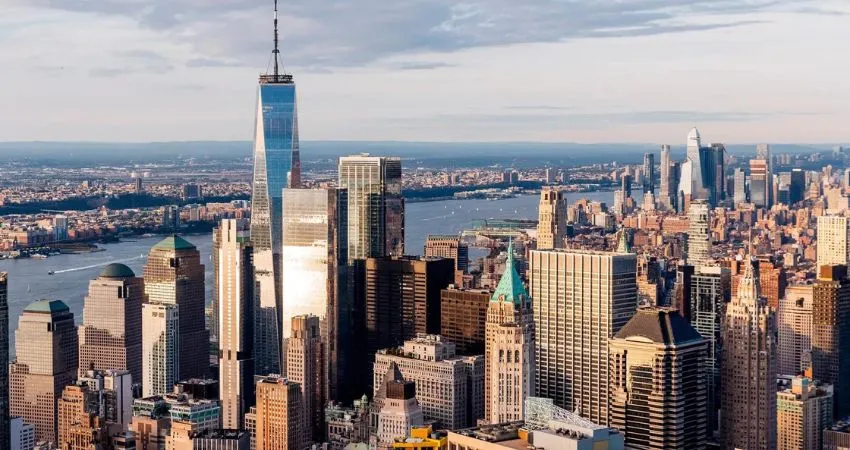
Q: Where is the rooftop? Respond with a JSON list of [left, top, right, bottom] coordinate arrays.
[[152, 234, 196, 251], [100, 263, 135, 278], [24, 299, 70, 314], [491, 241, 528, 305], [614, 307, 704, 345]]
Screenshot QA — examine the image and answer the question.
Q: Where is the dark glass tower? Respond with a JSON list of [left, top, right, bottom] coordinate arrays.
[[250, 0, 301, 376]]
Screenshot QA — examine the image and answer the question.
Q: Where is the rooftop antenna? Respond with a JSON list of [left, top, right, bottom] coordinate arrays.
[[273, 0, 280, 80]]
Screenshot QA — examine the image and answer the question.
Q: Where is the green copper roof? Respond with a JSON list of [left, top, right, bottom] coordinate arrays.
[[491, 241, 528, 304], [25, 299, 70, 314], [100, 263, 135, 278], [153, 234, 196, 251]]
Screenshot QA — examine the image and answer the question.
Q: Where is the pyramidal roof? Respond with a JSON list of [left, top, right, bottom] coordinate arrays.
[[616, 229, 632, 253], [491, 241, 528, 304], [615, 307, 704, 345], [25, 299, 70, 314], [153, 234, 196, 251], [735, 256, 760, 306]]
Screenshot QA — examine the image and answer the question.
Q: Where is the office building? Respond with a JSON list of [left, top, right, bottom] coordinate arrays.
[[364, 256, 454, 381], [536, 188, 568, 249], [253, 375, 307, 450], [281, 188, 348, 400], [9, 299, 78, 443], [144, 235, 209, 381], [142, 302, 180, 397], [733, 168, 747, 205], [659, 145, 672, 209], [439, 288, 490, 355], [216, 219, 255, 429], [285, 315, 325, 443], [825, 421, 850, 450], [424, 235, 468, 274], [720, 256, 777, 450], [778, 285, 814, 376], [10, 417, 36, 450], [812, 265, 850, 416], [751, 158, 771, 208], [57, 382, 116, 450], [776, 376, 833, 450], [1, 273, 8, 450], [790, 168, 805, 204], [78, 263, 144, 383], [817, 216, 850, 268], [375, 379, 424, 450], [609, 308, 708, 449], [679, 127, 710, 202], [373, 335, 484, 429], [485, 243, 535, 424], [325, 397, 370, 450], [686, 200, 711, 267], [643, 152, 655, 192], [250, 6, 302, 375], [175, 378, 219, 401], [529, 248, 637, 425], [757, 258, 786, 310], [133, 392, 221, 431], [703, 143, 725, 206]]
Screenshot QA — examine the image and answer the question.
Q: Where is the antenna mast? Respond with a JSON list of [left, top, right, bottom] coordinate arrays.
[[273, 0, 280, 80]]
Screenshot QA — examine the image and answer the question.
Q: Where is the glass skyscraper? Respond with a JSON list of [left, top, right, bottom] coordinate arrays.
[[251, 72, 301, 376]]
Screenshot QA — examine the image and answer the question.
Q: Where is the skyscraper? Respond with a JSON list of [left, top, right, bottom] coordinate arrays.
[[280, 187, 348, 399], [536, 188, 568, 250], [704, 143, 726, 206], [485, 243, 534, 424], [10, 299, 78, 443], [720, 256, 777, 450], [733, 168, 747, 205], [141, 302, 179, 397], [250, 0, 302, 377], [757, 143, 773, 205], [750, 158, 770, 208], [529, 248, 637, 425], [0, 273, 9, 450], [776, 376, 833, 450], [216, 219, 255, 429], [659, 145, 672, 210], [144, 235, 209, 380], [790, 168, 806, 204], [424, 235, 469, 274], [609, 308, 708, 450], [440, 287, 490, 355], [686, 200, 711, 267], [777, 284, 814, 376], [78, 263, 144, 383], [811, 264, 850, 417], [285, 315, 325, 444], [680, 127, 709, 202], [254, 375, 307, 450], [817, 215, 850, 269], [642, 152, 655, 193]]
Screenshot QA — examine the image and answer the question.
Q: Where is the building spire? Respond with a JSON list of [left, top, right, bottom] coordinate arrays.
[[273, 0, 281, 79]]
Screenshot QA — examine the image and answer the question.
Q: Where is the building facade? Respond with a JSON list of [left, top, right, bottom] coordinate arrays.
[[142, 302, 180, 397], [254, 375, 307, 450], [285, 315, 325, 444], [686, 200, 711, 267], [439, 288, 490, 355], [776, 376, 833, 450], [536, 188, 568, 250], [817, 216, 850, 269], [528, 248, 637, 425], [375, 380, 424, 450], [0, 272, 8, 450], [811, 264, 850, 417], [778, 284, 813, 376], [424, 235, 468, 274]]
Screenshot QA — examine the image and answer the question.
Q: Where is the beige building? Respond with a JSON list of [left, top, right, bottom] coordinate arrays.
[[528, 249, 637, 425], [424, 234, 468, 274], [817, 215, 850, 268], [485, 243, 534, 424], [686, 200, 711, 267], [253, 375, 306, 450], [373, 334, 483, 429], [609, 308, 708, 449], [375, 379, 424, 450], [285, 315, 325, 444], [9, 299, 78, 443], [142, 302, 180, 397], [78, 263, 144, 383], [536, 188, 568, 249], [777, 284, 814, 376], [130, 415, 171, 450], [777, 376, 833, 450]]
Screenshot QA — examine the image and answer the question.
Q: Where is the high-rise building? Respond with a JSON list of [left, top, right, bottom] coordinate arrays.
[[686, 200, 711, 267], [776, 376, 833, 450], [733, 167, 747, 205], [757, 258, 787, 310], [281, 188, 348, 400], [78, 263, 144, 383], [364, 256, 454, 383], [58, 370, 133, 450], [375, 379, 424, 450], [439, 288, 490, 355], [485, 243, 534, 424], [9, 299, 78, 443], [750, 159, 771, 208], [536, 188, 568, 250], [0, 273, 8, 450], [679, 127, 709, 201], [659, 145, 674, 210], [703, 144, 725, 206], [250, 1, 302, 377], [720, 256, 777, 450], [373, 334, 484, 429], [642, 152, 655, 193], [216, 219, 255, 430], [285, 315, 325, 444], [609, 307, 708, 449], [424, 235, 469, 274], [142, 302, 180, 397], [253, 375, 307, 450], [529, 248, 637, 425], [790, 168, 806, 204], [811, 264, 850, 417], [10, 417, 36, 450], [144, 235, 209, 380], [817, 216, 850, 268], [338, 155, 404, 260], [778, 285, 814, 376]]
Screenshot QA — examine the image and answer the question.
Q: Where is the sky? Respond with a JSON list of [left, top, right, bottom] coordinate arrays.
[[1, 0, 848, 144]]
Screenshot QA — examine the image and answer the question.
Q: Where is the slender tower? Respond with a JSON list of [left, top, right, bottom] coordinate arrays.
[[660, 145, 671, 210], [0, 273, 8, 450], [251, 0, 301, 376]]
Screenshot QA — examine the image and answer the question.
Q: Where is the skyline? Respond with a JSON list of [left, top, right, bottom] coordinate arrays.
[[2, 1, 850, 143]]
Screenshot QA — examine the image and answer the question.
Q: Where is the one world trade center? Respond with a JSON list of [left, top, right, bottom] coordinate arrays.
[[250, 0, 301, 375]]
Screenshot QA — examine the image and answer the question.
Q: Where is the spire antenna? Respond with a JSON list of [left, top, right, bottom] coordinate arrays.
[[273, 0, 280, 79]]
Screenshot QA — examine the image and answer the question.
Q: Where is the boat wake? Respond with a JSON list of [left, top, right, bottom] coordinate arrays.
[[50, 255, 145, 275]]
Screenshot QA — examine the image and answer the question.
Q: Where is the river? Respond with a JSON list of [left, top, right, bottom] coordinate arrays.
[[2, 190, 639, 353]]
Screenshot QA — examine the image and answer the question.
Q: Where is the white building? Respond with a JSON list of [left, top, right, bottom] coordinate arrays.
[[142, 303, 179, 397], [817, 215, 850, 269]]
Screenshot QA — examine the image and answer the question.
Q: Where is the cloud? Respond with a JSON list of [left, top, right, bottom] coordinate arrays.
[[17, 0, 838, 70]]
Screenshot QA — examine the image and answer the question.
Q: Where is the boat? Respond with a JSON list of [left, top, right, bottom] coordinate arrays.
[[48, 271, 55, 275], [31, 254, 48, 259]]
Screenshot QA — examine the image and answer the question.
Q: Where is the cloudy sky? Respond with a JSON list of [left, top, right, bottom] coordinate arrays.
[[1, 0, 848, 144]]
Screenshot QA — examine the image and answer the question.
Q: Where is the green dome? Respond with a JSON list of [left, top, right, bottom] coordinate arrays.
[[25, 299, 70, 314], [100, 263, 135, 278]]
